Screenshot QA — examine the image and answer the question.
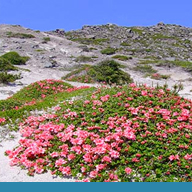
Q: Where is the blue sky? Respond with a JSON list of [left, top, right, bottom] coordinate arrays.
[[0, 0, 192, 31]]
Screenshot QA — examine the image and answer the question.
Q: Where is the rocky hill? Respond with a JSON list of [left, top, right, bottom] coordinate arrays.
[[1, 22, 192, 99], [64, 22, 192, 60]]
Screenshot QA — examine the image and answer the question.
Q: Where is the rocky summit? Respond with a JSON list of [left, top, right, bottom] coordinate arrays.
[[1, 23, 192, 99]]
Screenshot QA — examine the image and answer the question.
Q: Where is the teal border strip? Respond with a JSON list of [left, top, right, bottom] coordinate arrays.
[[0, 183, 191, 192]]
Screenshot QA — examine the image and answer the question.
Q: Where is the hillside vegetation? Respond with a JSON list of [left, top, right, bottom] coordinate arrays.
[[0, 51, 29, 84], [1, 81, 191, 182], [63, 60, 133, 85]]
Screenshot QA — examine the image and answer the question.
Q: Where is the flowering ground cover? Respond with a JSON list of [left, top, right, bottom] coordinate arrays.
[[0, 79, 73, 111], [5, 83, 192, 182], [0, 79, 92, 128]]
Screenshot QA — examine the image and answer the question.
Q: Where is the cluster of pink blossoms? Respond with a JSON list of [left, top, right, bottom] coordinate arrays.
[[4, 83, 192, 181], [0, 118, 6, 124]]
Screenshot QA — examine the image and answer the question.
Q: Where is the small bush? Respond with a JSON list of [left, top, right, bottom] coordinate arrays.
[[63, 60, 133, 85], [1, 52, 30, 65], [0, 58, 17, 71], [101, 47, 116, 55], [112, 55, 131, 61], [138, 60, 160, 65], [133, 64, 157, 74], [120, 42, 130, 46], [90, 60, 132, 84], [0, 72, 21, 84], [75, 55, 93, 62], [6, 32, 35, 38], [42, 37, 51, 43]]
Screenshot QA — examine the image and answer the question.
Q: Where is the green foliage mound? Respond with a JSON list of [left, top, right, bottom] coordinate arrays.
[[1, 52, 30, 65], [63, 60, 133, 85], [101, 47, 116, 55], [0, 57, 17, 71], [0, 72, 21, 84]]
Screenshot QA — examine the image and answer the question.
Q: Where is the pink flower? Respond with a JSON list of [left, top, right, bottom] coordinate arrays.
[[41, 94, 46, 98], [125, 167, 132, 174], [141, 90, 148, 96], [100, 95, 110, 102], [83, 153, 92, 163], [50, 152, 59, 158], [96, 164, 106, 172], [54, 106, 61, 111], [59, 166, 71, 175], [175, 154, 180, 160], [159, 89, 165, 94], [129, 83, 136, 87], [94, 138, 105, 145], [136, 153, 142, 157], [109, 150, 120, 159], [102, 156, 111, 163], [132, 158, 140, 162], [71, 146, 82, 154], [68, 153, 76, 161], [185, 134, 190, 139], [55, 158, 67, 167], [0, 118, 6, 123], [169, 155, 179, 161], [169, 155, 175, 161], [81, 167, 86, 173], [184, 154, 191, 160], [89, 170, 98, 178], [35, 166, 44, 174], [82, 178, 90, 182], [84, 100, 90, 104]]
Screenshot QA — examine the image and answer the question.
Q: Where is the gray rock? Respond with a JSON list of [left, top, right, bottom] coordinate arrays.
[[166, 57, 176, 61], [44, 62, 54, 68], [32, 45, 39, 49]]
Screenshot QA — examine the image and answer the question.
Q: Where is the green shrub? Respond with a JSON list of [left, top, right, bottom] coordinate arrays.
[[131, 28, 143, 35], [63, 60, 133, 85], [120, 42, 130, 46], [1, 52, 30, 65], [112, 55, 131, 61], [0, 72, 21, 84], [42, 37, 51, 43], [0, 57, 17, 71], [101, 47, 116, 55], [133, 64, 157, 74], [6, 32, 35, 38], [90, 60, 132, 84], [75, 55, 93, 62], [138, 59, 160, 64]]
